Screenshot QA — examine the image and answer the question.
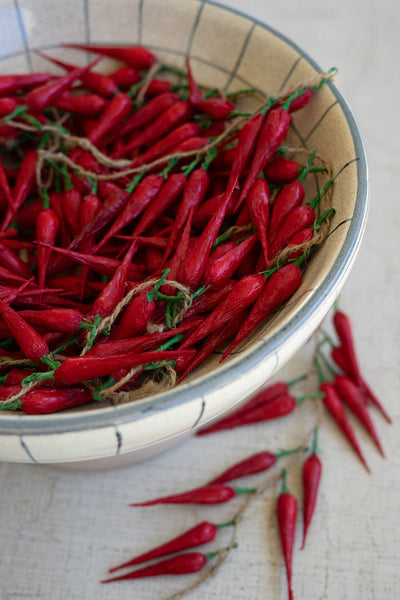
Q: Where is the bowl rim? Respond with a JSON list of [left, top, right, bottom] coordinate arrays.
[[0, 0, 369, 436]]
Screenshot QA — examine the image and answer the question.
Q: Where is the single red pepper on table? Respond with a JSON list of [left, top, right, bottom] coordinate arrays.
[[101, 550, 224, 584], [301, 427, 322, 550], [208, 448, 300, 485], [196, 380, 294, 435], [130, 482, 256, 507], [277, 469, 297, 600]]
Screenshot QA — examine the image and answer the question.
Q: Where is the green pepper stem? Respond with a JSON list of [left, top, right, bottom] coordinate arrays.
[[281, 468, 288, 493], [233, 486, 257, 495], [312, 426, 319, 455], [313, 356, 326, 384], [216, 519, 235, 529], [317, 348, 337, 377], [296, 391, 324, 404], [287, 373, 307, 386], [275, 447, 303, 459]]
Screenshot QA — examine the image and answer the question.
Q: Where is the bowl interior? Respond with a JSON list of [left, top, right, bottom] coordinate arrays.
[[0, 0, 367, 432]]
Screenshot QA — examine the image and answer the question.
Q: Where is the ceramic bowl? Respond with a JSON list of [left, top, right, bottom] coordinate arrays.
[[0, 0, 368, 468]]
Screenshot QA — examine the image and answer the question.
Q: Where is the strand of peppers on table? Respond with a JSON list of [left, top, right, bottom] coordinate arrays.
[[0, 41, 339, 414], [99, 306, 389, 600]]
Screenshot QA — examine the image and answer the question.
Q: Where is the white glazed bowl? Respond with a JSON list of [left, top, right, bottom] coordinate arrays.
[[0, 0, 368, 467]]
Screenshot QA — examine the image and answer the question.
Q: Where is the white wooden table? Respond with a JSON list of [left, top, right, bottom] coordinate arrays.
[[1, 1, 399, 599]]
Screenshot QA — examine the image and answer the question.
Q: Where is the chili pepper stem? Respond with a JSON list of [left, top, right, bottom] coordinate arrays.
[[311, 427, 319, 455]]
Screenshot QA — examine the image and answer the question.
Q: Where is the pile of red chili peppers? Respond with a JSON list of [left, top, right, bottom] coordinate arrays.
[[0, 43, 337, 414]]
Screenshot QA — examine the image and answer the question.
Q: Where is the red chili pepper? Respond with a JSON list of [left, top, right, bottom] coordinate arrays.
[[108, 66, 141, 89], [0, 159, 13, 208], [276, 86, 314, 113], [132, 173, 187, 238], [277, 469, 297, 600], [43, 242, 144, 279], [268, 205, 315, 260], [113, 100, 193, 158], [34, 50, 120, 97], [186, 56, 235, 120], [109, 290, 156, 340], [16, 308, 84, 334], [169, 135, 209, 155], [196, 380, 292, 435], [0, 72, 55, 96], [62, 43, 156, 70], [245, 177, 271, 266], [203, 393, 305, 434], [221, 264, 302, 361], [87, 319, 202, 358], [25, 58, 101, 112], [54, 350, 195, 384], [202, 233, 259, 289], [182, 274, 265, 348], [331, 345, 392, 424], [286, 228, 314, 260], [93, 174, 164, 252], [0, 97, 18, 117], [227, 112, 264, 207], [118, 91, 179, 138], [21, 386, 94, 414], [237, 108, 291, 208], [0, 244, 32, 279], [53, 91, 107, 116], [1, 150, 38, 232], [301, 427, 322, 550], [0, 299, 49, 361], [268, 181, 305, 244], [101, 551, 219, 583], [313, 358, 370, 472], [163, 168, 210, 262], [177, 310, 249, 383], [36, 208, 60, 289], [90, 239, 139, 319], [87, 92, 132, 145], [264, 157, 304, 184], [161, 208, 194, 295], [209, 448, 299, 485], [178, 187, 244, 289], [78, 193, 101, 297], [131, 122, 202, 168], [130, 482, 255, 507], [140, 79, 172, 97], [334, 374, 385, 457]]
